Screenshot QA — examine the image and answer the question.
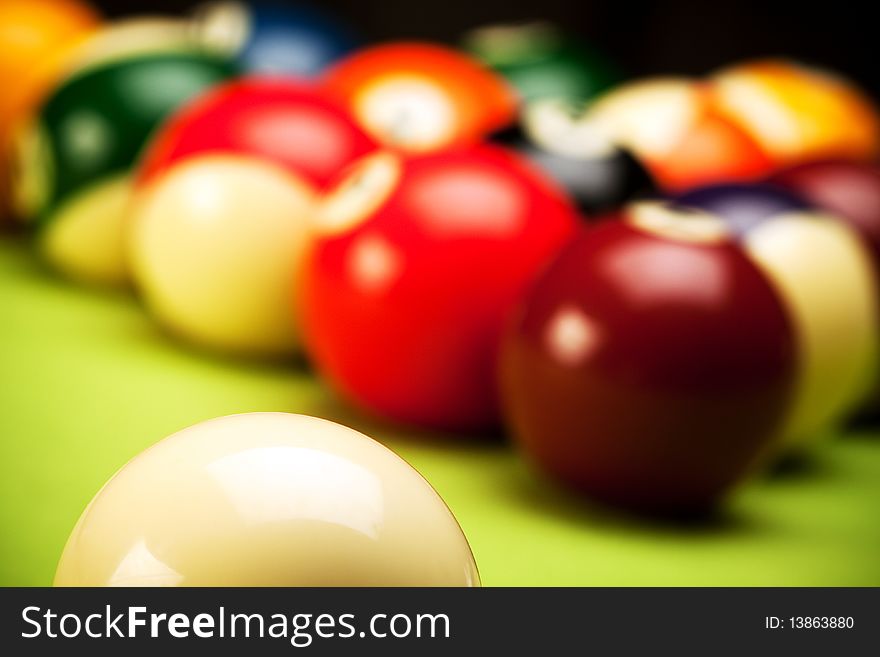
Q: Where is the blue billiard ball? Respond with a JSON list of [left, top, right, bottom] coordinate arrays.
[[194, 1, 358, 77], [675, 184, 812, 236]]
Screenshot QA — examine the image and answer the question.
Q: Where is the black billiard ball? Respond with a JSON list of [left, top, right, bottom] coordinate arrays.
[[493, 99, 655, 217]]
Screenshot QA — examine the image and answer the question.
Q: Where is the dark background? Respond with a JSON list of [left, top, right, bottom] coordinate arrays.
[[94, 0, 880, 97]]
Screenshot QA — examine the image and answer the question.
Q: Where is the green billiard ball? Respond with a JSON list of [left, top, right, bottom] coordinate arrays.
[[12, 52, 236, 286], [463, 21, 621, 105]]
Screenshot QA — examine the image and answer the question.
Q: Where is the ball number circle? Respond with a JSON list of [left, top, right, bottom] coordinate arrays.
[[55, 413, 480, 586], [323, 43, 517, 153]]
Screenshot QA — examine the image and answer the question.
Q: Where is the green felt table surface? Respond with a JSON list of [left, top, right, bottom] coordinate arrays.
[[2, 236, 880, 587]]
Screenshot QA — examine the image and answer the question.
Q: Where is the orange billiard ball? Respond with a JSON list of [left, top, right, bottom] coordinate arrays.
[[322, 42, 517, 154], [711, 59, 880, 168], [0, 0, 101, 222], [587, 78, 774, 192]]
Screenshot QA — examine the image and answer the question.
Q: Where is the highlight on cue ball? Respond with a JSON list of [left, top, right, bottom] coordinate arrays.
[[54, 413, 480, 587]]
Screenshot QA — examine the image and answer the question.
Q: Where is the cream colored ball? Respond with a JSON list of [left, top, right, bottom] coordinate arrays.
[[55, 413, 480, 587], [129, 155, 316, 357]]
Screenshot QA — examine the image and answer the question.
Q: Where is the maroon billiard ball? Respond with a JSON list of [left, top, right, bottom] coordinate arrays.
[[499, 204, 797, 514], [301, 145, 579, 432]]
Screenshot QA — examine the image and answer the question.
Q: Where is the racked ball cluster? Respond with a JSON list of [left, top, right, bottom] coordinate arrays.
[[2, 2, 880, 587]]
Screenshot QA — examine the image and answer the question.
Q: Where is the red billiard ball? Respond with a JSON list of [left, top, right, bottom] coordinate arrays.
[[322, 42, 517, 154], [500, 206, 797, 513], [301, 145, 579, 432], [138, 77, 377, 190], [130, 78, 377, 356]]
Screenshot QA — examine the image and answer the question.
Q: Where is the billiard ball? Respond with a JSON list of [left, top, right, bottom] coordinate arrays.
[[193, 0, 357, 77], [500, 206, 797, 514], [586, 77, 774, 191], [67, 16, 214, 75], [129, 78, 377, 357], [769, 162, 880, 416], [11, 52, 236, 285], [54, 413, 480, 586], [770, 161, 880, 267], [301, 145, 578, 432], [675, 184, 879, 445], [494, 98, 655, 216], [0, 0, 100, 223], [462, 21, 620, 105], [711, 59, 880, 167], [322, 42, 517, 153]]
